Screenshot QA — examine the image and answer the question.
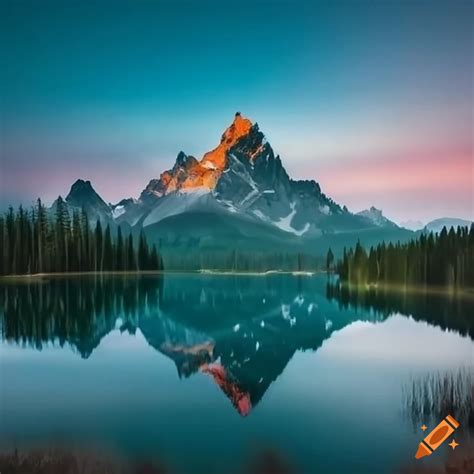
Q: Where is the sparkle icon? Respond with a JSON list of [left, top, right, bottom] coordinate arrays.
[[448, 439, 459, 450], [421, 425, 427, 432]]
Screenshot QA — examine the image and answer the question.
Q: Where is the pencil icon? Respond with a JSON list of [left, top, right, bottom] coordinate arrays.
[[415, 414, 459, 459]]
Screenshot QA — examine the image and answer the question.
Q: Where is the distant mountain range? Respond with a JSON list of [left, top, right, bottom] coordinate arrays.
[[422, 217, 473, 234], [52, 112, 472, 255], [399, 218, 472, 233]]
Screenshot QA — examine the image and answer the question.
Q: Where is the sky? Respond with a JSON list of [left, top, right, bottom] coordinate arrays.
[[1, 0, 472, 224]]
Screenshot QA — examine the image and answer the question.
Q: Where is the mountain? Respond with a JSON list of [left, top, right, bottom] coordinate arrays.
[[423, 217, 473, 234], [356, 206, 398, 228], [110, 197, 138, 220], [52, 179, 113, 223], [120, 112, 355, 237], [55, 113, 413, 255]]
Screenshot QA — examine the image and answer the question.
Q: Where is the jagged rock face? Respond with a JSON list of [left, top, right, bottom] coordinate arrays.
[[215, 124, 345, 234], [356, 206, 398, 228], [141, 113, 254, 203], [135, 113, 346, 236], [201, 112, 253, 170], [57, 113, 406, 242]]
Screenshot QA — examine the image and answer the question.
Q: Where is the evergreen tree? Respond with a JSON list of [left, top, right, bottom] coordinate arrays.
[[138, 231, 149, 271], [126, 234, 136, 271], [116, 226, 124, 271], [326, 248, 334, 273], [36, 199, 48, 273], [150, 244, 160, 270], [0, 216, 5, 275], [5, 207, 15, 274], [71, 210, 82, 272], [334, 227, 473, 290], [0, 204, 163, 275], [102, 225, 114, 271], [81, 208, 91, 271], [367, 247, 378, 284], [94, 220, 103, 272], [55, 197, 70, 272]]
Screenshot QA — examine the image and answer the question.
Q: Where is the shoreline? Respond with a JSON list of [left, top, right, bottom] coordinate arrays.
[[1, 271, 472, 300], [0, 269, 320, 280], [334, 280, 474, 301]]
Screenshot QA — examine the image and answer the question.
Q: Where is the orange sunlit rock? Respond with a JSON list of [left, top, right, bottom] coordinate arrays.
[[201, 112, 253, 170], [157, 113, 255, 195], [200, 363, 252, 416]]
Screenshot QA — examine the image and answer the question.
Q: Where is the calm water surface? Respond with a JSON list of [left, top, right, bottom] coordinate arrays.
[[0, 274, 473, 474]]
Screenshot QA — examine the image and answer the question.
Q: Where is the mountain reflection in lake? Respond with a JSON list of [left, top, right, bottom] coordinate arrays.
[[1, 274, 473, 474]]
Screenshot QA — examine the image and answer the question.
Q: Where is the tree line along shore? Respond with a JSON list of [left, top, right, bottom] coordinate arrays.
[[1, 200, 473, 287], [329, 225, 474, 290], [0, 199, 163, 276]]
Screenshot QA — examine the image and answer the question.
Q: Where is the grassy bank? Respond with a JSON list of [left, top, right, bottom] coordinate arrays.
[[332, 279, 474, 301]]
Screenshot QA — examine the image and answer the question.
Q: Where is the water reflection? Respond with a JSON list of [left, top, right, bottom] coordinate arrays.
[[402, 369, 473, 429], [326, 282, 474, 339], [1, 274, 473, 418], [0, 275, 162, 358], [327, 281, 474, 433]]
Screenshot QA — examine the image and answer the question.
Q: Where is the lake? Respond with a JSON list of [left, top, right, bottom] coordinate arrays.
[[0, 274, 473, 474]]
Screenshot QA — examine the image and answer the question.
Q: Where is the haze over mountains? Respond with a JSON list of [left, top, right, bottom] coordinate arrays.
[[52, 112, 469, 255], [422, 218, 473, 234]]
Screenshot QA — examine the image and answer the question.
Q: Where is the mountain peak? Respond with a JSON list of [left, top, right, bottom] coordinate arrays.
[[201, 113, 254, 170], [142, 113, 261, 199], [357, 206, 398, 228], [228, 112, 253, 140], [70, 178, 93, 191], [67, 179, 97, 201], [64, 178, 111, 220]]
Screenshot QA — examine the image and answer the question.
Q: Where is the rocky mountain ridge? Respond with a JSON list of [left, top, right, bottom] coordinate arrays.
[[52, 112, 415, 253]]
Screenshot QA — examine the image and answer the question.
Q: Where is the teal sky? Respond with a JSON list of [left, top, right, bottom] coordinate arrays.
[[1, 0, 472, 223]]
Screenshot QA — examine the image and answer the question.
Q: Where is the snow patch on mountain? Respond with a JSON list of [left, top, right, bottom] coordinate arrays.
[[143, 188, 211, 227], [319, 205, 330, 216], [274, 203, 310, 236], [241, 188, 260, 207], [252, 209, 268, 221], [218, 199, 239, 213], [112, 205, 125, 219]]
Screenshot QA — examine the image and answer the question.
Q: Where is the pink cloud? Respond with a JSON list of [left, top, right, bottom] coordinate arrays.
[[304, 152, 473, 222]]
